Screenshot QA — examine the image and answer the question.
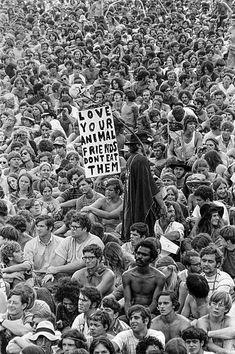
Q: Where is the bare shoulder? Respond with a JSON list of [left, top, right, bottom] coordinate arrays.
[[150, 266, 166, 278], [177, 314, 191, 325], [122, 267, 137, 278], [196, 315, 209, 328]]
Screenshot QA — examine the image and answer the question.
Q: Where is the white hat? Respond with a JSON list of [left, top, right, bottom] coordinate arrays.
[[30, 321, 61, 342]]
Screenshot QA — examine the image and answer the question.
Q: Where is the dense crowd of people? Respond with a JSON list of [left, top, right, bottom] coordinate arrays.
[[2, 0, 235, 353]]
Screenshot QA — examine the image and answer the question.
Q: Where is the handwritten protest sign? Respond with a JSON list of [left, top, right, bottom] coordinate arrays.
[[78, 106, 121, 178]]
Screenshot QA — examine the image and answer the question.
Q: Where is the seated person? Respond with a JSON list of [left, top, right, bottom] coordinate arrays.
[[101, 297, 130, 336], [154, 201, 184, 242], [72, 286, 101, 337], [151, 291, 190, 343], [181, 326, 214, 354], [54, 278, 80, 332], [181, 274, 210, 321], [136, 336, 164, 354], [0, 241, 33, 288], [42, 213, 104, 283], [86, 309, 114, 347], [72, 244, 115, 297], [81, 178, 123, 233], [0, 287, 33, 353], [197, 291, 235, 353]]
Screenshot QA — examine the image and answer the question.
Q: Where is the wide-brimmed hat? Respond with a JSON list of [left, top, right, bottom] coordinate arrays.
[[166, 158, 191, 172], [186, 173, 211, 187], [200, 202, 224, 219], [53, 137, 66, 147], [125, 131, 154, 145], [30, 321, 60, 342]]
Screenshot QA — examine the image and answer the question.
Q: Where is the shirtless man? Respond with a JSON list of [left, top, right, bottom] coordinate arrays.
[[81, 178, 123, 232], [197, 291, 235, 354], [151, 291, 190, 343], [181, 274, 210, 321], [122, 239, 166, 315]]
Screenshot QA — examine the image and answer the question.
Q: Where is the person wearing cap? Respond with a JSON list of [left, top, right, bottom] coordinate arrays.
[[122, 130, 166, 241], [53, 136, 67, 167], [151, 291, 190, 343]]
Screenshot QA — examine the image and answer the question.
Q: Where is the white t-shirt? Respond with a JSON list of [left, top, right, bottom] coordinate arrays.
[[112, 329, 165, 354]]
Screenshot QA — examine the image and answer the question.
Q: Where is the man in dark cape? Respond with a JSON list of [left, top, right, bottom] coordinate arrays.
[[122, 131, 167, 241]]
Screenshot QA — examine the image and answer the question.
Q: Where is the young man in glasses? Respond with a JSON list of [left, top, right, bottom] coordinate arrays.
[[42, 213, 104, 284], [72, 244, 115, 297]]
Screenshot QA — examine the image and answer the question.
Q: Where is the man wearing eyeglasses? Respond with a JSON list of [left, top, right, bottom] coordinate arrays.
[[42, 213, 104, 284], [72, 244, 115, 297]]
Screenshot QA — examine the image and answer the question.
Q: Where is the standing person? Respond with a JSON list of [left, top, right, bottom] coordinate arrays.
[[151, 291, 190, 343], [121, 90, 139, 130], [168, 115, 202, 165], [122, 131, 166, 241]]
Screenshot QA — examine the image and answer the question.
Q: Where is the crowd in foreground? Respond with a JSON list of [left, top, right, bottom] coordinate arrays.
[[2, 0, 235, 353]]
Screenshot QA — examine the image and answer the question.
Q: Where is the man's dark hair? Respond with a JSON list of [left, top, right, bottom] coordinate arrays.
[[130, 222, 149, 238], [40, 121, 52, 130], [128, 305, 152, 329], [135, 239, 158, 261], [71, 213, 91, 232], [0, 200, 8, 217], [191, 233, 213, 252], [88, 309, 111, 331], [157, 291, 180, 311], [38, 139, 54, 152], [59, 329, 87, 350], [194, 186, 213, 201], [80, 287, 101, 308], [181, 250, 200, 267], [106, 178, 123, 196], [90, 222, 104, 239], [0, 226, 19, 241], [83, 244, 103, 259], [181, 326, 208, 344], [136, 336, 164, 354], [102, 297, 121, 315], [8, 287, 31, 307], [35, 215, 54, 229], [7, 215, 27, 232], [200, 244, 223, 265], [186, 274, 209, 298], [220, 225, 235, 244], [67, 167, 83, 182]]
